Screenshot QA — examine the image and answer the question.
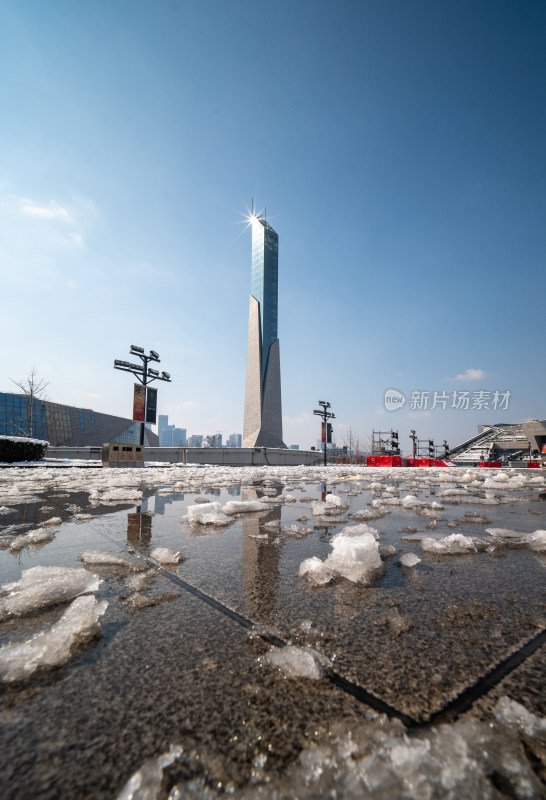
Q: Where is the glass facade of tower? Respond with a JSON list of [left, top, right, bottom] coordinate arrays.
[[251, 217, 278, 384]]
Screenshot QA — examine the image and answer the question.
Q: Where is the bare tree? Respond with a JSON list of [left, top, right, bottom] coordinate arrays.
[[9, 368, 49, 438], [342, 428, 363, 458]]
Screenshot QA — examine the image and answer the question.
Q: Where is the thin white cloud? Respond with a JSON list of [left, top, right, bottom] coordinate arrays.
[[0, 192, 96, 290], [181, 400, 197, 409], [69, 232, 84, 247], [454, 368, 486, 381], [21, 200, 70, 220], [66, 279, 79, 290]]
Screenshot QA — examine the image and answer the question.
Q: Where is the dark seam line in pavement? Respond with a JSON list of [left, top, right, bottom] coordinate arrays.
[[422, 627, 546, 729], [136, 550, 420, 728], [91, 525, 544, 732], [89, 521, 421, 727]]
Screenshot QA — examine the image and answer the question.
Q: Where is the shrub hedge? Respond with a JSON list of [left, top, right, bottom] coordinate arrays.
[[0, 436, 48, 463]]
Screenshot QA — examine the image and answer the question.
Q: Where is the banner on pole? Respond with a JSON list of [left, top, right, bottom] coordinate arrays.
[[145, 387, 157, 424], [133, 384, 145, 421], [321, 422, 326, 443]]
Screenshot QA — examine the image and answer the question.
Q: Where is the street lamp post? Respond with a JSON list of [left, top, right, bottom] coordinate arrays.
[[114, 345, 172, 446], [409, 430, 417, 459], [313, 400, 335, 467]]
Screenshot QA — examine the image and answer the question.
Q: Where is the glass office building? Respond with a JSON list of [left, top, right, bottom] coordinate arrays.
[[243, 215, 285, 448], [0, 393, 159, 447]]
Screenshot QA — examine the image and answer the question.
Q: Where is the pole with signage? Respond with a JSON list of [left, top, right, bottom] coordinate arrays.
[[133, 384, 146, 422], [313, 401, 335, 467], [145, 387, 158, 424], [114, 347, 172, 446]]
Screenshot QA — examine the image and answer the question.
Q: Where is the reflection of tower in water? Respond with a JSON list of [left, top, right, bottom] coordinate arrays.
[[241, 486, 282, 623], [127, 507, 152, 549]]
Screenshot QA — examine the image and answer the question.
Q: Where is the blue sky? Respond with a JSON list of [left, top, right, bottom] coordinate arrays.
[[1, 0, 544, 452]]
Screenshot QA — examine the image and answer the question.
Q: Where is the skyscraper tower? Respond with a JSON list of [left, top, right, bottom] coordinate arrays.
[[243, 213, 286, 448]]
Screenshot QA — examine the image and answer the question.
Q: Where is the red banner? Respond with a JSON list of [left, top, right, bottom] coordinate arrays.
[[321, 422, 326, 443], [133, 384, 145, 421]]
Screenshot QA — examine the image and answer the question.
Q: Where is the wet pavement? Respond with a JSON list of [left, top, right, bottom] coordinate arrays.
[[0, 464, 545, 798]]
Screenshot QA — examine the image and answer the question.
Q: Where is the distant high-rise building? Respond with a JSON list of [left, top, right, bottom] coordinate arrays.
[[159, 425, 173, 446], [243, 214, 285, 448], [226, 433, 242, 448], [188, 434, 203, 447], [158, 415, 171, 446], [172, 427, 187, 447]]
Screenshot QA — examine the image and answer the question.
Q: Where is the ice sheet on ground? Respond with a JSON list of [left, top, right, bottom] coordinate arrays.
[[0, 595, 108, 682], [261, 645, 332, 680], [0, 566, 100, 620], [150, 547, 185, 564], [299, 525, 383, 586], [186, 502, 231, 526], [420, 533, 483, 554]]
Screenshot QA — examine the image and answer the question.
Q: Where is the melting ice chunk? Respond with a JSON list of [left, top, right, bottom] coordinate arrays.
[[0, 595, 108, 682], [261, 645, 331, 680], [299, 527, 383, 586], [187, 502, 231, 526], [223, 500, 268, 515], [150, 547, 185, 564], [399, 553, 421, 567], [312, 494, 348, 517], [486, 528, 546, 551], [0, 566, 100, 620], [80, 550, 145, 570], [9, 528, 55, 551], [420, 533, 482, 554], [494, 696, 546, 740]]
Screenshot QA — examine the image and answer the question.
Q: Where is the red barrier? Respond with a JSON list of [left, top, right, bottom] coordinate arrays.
[[479, 461, 502, 468], [366, 455, 403, 467]]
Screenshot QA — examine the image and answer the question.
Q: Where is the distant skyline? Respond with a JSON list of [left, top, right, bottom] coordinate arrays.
[[1, 1, 545, 451]]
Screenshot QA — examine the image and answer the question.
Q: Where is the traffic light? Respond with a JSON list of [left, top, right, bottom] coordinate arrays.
[[326, 423, 333, 443], [391, 430, 399, 454], [428, 439, 434, 457]]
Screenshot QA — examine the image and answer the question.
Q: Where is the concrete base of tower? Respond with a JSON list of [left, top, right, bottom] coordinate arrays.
[[242, 430, 286, 449]]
